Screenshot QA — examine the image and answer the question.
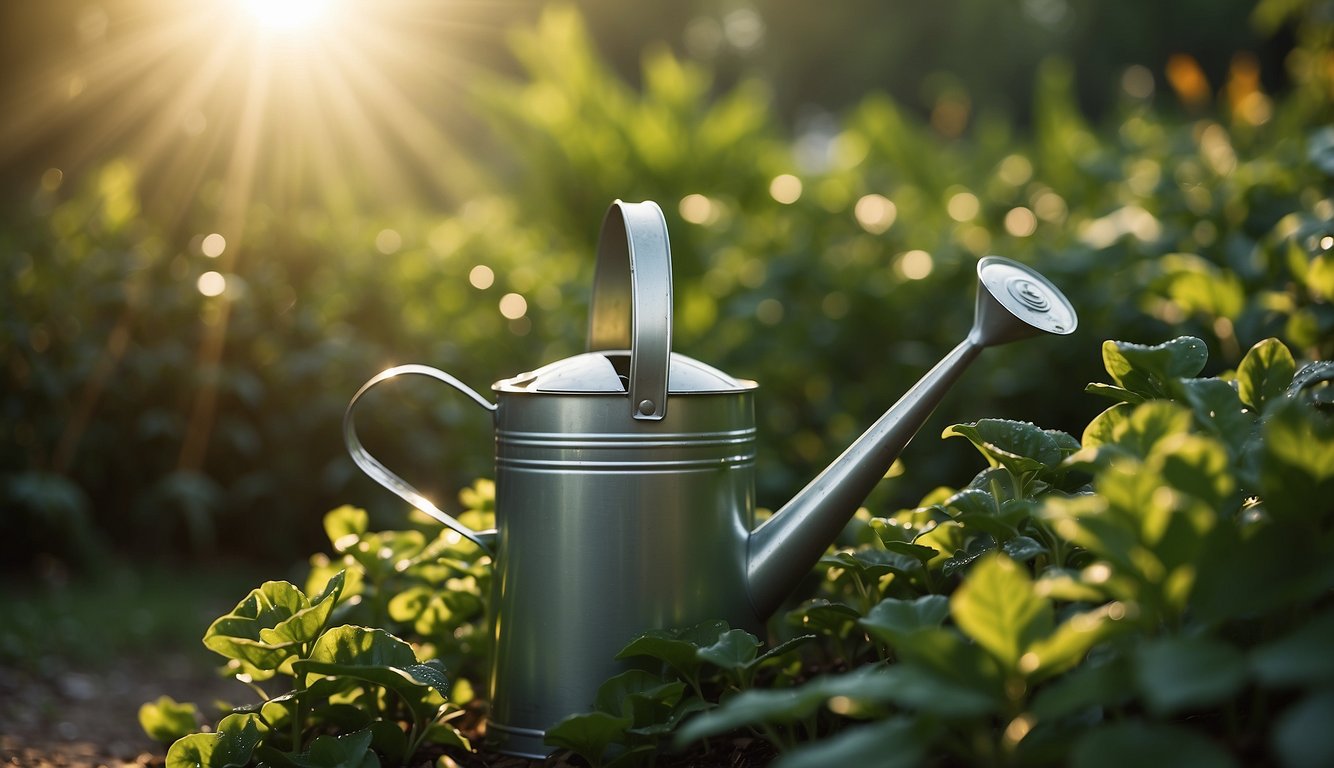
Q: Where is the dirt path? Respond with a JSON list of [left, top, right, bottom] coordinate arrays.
[[0, 653, 237, 768]]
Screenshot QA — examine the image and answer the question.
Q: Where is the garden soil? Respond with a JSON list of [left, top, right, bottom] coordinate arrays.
[[0, 657, 773, 768]]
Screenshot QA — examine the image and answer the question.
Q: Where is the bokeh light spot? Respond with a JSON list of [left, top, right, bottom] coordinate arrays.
[[897, 250, 934, 280], [198, 271, 227, 297], [679, 194, 716, 225], [1004, 207, 1038, 237], [201, 233, 227, 258], [770, 174, 802, 204], [375, 229, 402, 255], [499, 293, 527, 319], [469, 265, 495, 289], [947, 191, 980, 222], [854, 194, 897, 234]]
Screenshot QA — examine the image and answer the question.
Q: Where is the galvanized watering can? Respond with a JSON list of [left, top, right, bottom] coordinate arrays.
[[344, 200, 1077, 757]]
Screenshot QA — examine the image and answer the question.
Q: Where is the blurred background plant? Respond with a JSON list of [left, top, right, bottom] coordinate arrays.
[[1, 0, 1331, 577]]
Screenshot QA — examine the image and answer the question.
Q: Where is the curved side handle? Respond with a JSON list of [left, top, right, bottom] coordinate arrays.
[[343, 364, 498, 554], [588, 200, 673, 421]]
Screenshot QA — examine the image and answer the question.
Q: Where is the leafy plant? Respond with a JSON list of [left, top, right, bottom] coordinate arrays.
[[542, 334, 1332, 767], [142, 569, 468, 767]]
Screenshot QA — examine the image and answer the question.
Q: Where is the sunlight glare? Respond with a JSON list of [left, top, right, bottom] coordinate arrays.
[[239, 0, 335, 32]]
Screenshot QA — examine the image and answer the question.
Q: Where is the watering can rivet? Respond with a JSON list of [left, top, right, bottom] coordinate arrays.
[[637, 399, 657, 416]]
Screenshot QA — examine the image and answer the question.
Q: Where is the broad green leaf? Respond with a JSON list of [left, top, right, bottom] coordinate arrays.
[[261, 570, 346, 648], [1071, 721, 1237, 768], [1176, 378, 1254, 458], [263, 730, 377, 768], [204, 581, 313, 672], [323, 506, 370, 551], [670, 683, 829, 744], [773, 717, 927, 768], [166, 714, 262, 768], [675, 667, 901, 746], [1002, 535, 1047, 563], [1260, 398, 1334, 527], [1251, 610, 1334, 687], [1287, 360, 1334, 398], [1081, 403, 1131, 448], [1273, 691, 1334, 768], [1236, 338, 1296, 412], [943, 420, 1075, 479], [615, 620, 729, 678], [951, 554, 1053, 671], [547, 709, 631, 761], [860, 595, 950, 644], [1025, 603, 1124, 680], [786, 600, 862, 637], [139, 696, 198, 743], [306, 625, 419, 668], [1134, 636, 1247, 715], [1031, 655, 1134, 719], [1101, 337, 1208, 399], [1084, 382, 1145, 405], [875, 662, 1001, 717], [696, 628, 761, 671], [594, 670, 684, 718], [890, 627, 1005, 704], [1109, 401, 1195, 459], [883, 540, 939, 566]]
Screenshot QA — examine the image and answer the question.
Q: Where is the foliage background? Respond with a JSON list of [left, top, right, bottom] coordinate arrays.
[[1, 0, 1331, 575]]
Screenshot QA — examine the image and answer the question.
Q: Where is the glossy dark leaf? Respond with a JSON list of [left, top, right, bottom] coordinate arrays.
[[1101, 337, 1208, 399], [1236, 338, 1296, 412], [1071, 721, 1236, 768], [1134, 636, 1247, 715]]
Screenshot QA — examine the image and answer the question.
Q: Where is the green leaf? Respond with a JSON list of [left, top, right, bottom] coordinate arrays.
[[1176, 378, 1254, 458], [1002, 535, 1047, 563], [1134, 636, 1247, 715], [203, 581, 314, 673], [139, 696, 199, 743], [262, 571, 346, 648], [273, 730, 377, 768], [786, 600, 862, 637], [1260, 397, 1334, 528], [1251, 610, 1334, 688], [1287, 360, 1334, 398], [773, 717, 928, 768], [1031, 655, 1134, 719], [593, 670, 685, 719], [306, 625, 419, 668], [323, 506, 369, 550], [950, 554, 1053, 671], [1108, 401, 1195, 459], [545, 710, 632, 763], [1071, 721, 1237, 768], [1081, 403, 1131, 448], [860, 595, 950, 644], [166, 714, 262, 768], [615, 620, 729, 678], [1025, 603, 1124, 680], [943, 420, 1075, 478], [1236, 338, 1296, 412], [1273, 691, 1334, 768], [696, 628, 762, 672], [1084, 382, 1146, 405], [1101, 337, 1209, 399]]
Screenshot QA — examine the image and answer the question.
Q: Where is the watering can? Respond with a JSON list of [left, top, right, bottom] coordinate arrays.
[[344, 200, 1077, 757]]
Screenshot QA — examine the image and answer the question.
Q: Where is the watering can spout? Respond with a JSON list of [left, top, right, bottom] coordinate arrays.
[[745, 256, 1077, 618]]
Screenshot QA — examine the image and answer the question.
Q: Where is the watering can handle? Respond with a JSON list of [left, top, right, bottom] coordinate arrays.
[[587, 200, 672, 421], [343, 364, 497, 554]]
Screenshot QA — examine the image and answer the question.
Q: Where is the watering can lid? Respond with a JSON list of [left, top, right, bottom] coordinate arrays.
[[495, 351, 756, 395]]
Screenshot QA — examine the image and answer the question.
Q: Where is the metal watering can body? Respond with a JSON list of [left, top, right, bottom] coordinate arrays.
[[344, 200, 1078, 757]]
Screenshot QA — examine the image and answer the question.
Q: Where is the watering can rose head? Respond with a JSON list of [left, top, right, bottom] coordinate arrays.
[[343, 199, 1078, 757]]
